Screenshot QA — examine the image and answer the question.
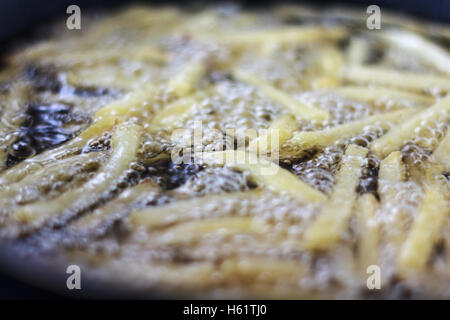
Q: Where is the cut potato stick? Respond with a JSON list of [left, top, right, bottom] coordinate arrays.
[[0, 150, 7, 173], [303, 145, 368, 250], [290, 108, 415, 150], [67, 68, 151, 91], [0, 152, 104, 212], [380, 30, 450, 76], [378, 151, 405, 202], [398, 182, 449, 272], [248, 114, 298, 155], [331, 86, 435, 107], [70, 179, 161, 235], [202, 150, 326, 203], [94, 85, 158, 119], [378, 151, 409, 251], [150, 93, 204, 128], [129, 190, 263, 229], [157, 216, 270, 244], [344, 65, 450, 93], [168, 60, 207, 96], [0, 86, 157, 187], [199, 26, 348, 47], [355, 194, 380, 273], [28, 47, 168, 67], [10, 124, 141, 234], [372, 95, 450, 158], [220, 257, 306, 283], [433, 130, 450, 165], [319, 46, 344, 75], [347, 37, 370, 65], [233, 69, 329, 121], [311, 46, 344, 89]]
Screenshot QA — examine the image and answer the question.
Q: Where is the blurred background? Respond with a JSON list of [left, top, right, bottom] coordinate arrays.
[[0, 0, 449, 42], [0, 0, 448, 299]]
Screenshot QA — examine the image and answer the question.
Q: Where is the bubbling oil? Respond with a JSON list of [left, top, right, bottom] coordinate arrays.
[[7, 102, 87, 167], [0, 4, 449, 299]]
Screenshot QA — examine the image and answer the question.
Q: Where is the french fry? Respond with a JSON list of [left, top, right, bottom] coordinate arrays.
[[220, 257, 306, 283], [0, 86, 159, 187], [248, 114, 298, 155], [199, 26, 348, 48], [290, 108, 415, 150], [378, 151, 408, 252], [372, 95, 450, 158], [157, 216, 270, 244], [128, 190, 263, 229], [233, 69, 329, 121], [70, 180, 161, 234], [303, 145, 368, 250], [331, 86, 434, 107], [355, 194, 380, 273], [380, 30, 450, 76], [168, 60, 207, 96], [347, 37, 370, 65], [10, 124, 141, 234], [398, 182, 449, 272], [202, 150, 326, 203], [344, 65, 450, 93], [378, 151, 406, 202], [433, 131, 450, 165]]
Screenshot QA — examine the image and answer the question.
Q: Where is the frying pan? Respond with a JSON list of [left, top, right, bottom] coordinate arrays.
[[0, 0, 448, 299]]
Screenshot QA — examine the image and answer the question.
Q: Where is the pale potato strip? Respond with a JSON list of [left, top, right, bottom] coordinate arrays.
[[220, 257, 306, 283], [433, 130, 450, 165], [344, 66, 450, 93], [319, 46, 344, 75], [371, 95, 450, 158], [93, 85, 158, 119], [303, 144, 368, 250], [26, 47, 168, 66], [378, 151, 405, 201], [129, 190, 263, 229], [0, 150, 6, 172], [208, 26, 348, 47], [312, 46, 344, 89], [398, 183, 449, 272], [355, 193, 380, 273], [290, 108, 415, 150], [66, 68, 148, 91], [202, 150, 326, 203], [380, 30, 450, 76], [70, 180, 161, 234], [347, 37, 370, 65], [11, 124, 141, 233], [331, 86, 435, 107], [248, 114, 298, 155], [157, 216, 270, 244], [168, 60, 207, 96], [0, 86, 157, 187], [0, 152, 104, 210], [377, 151, 408, 251], [233, 69, 329, 121], [150, 93, 205, 129]]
